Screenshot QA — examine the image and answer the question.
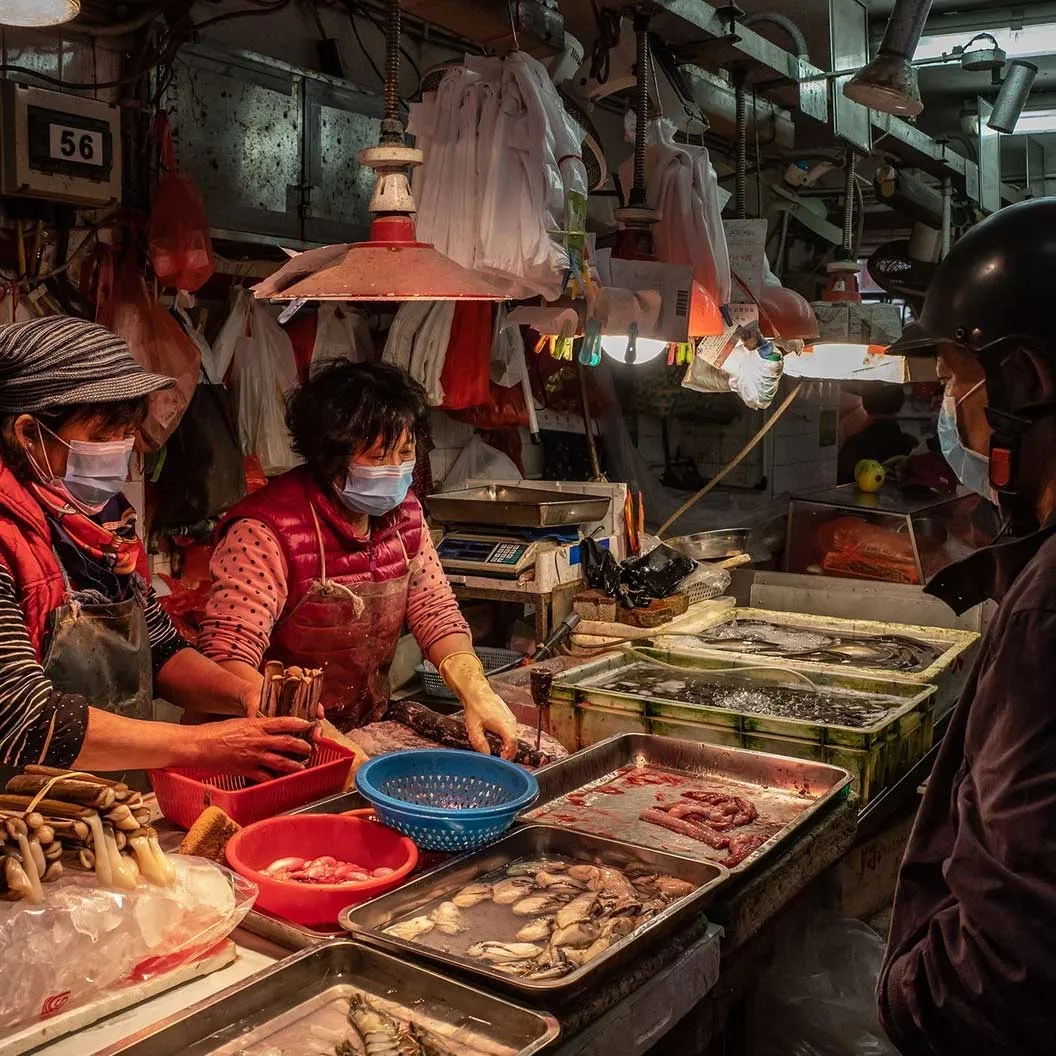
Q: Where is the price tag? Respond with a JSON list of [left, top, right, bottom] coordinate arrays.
[[47, 124, 104, 168]]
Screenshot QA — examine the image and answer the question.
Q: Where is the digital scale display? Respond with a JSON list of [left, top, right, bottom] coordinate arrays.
[[437, 537, 529, 566]]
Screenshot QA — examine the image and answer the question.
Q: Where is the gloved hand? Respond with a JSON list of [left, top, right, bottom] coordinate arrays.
[[439, 651, 520, 760]]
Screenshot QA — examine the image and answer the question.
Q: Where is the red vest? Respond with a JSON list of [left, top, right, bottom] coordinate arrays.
[[219, 465, 425, 642], [0, 463, 67, 661]]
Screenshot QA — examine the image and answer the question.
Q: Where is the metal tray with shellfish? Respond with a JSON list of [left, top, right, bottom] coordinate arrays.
[[98, 939, 557, 1055], [340, 825, 727, 1001]]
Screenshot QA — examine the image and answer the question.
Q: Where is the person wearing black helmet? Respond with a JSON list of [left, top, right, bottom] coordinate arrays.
[[878, 199, 1056, 1055]]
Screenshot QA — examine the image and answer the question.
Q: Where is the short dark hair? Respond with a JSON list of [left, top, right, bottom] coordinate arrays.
[[0, 397, 148, 481], [285, 361, 428, 484], [860, 383, 906, 417]]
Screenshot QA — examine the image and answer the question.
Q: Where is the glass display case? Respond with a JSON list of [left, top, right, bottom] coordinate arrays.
[[784, 484, 1001, 585]]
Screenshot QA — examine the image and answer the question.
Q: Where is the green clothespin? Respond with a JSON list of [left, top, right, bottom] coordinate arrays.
[[580, 318, 602, 366], [555, 317, 575, 361]]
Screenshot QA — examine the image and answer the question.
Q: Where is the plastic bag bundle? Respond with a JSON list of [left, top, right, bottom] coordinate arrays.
[[97, 255, 201, 450], [440, 435, 521, 492], [618, 115, 731, 306], [382, 300, 455, 406], [311, 303, 372, 373], [0, 856, 255, 1034], [148, 113, 215, 293], [409, 52, 587, 300], [219, 288, 301, 476]]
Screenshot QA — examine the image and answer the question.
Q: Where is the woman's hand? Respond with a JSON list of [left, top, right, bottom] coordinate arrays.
[[463, 688, 520, 760], [191, 716, 315, 782]]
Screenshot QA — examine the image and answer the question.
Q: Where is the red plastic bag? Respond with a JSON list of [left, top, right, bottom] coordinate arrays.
[[148, 113, 215, 292], [439, 302, 492, 410], [449, 381, 529, 429], [97, 250, 201, 450]]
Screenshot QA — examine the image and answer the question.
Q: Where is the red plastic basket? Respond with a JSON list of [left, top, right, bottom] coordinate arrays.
[[149, 738, 355, 829]]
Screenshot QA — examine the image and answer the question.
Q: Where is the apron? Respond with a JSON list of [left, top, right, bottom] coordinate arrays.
[[270, 505, 411, 732], [42, 591, 153, 721]]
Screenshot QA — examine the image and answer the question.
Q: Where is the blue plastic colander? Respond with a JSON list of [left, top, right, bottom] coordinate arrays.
[[355, 749, 538, 852]]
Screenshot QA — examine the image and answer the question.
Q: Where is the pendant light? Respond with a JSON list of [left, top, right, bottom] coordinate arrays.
[[254, 0, 504, 302], [843, 0, 933, 118], [0, 0, 79, 26]]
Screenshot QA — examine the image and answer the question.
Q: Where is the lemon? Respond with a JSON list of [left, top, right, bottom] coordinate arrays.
[[855, 460, 886, 493]]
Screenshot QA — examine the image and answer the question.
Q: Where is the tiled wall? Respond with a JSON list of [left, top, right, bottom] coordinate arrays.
[[635, 381, 839, 498]]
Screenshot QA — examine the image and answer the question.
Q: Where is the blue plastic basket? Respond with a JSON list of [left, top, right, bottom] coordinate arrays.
[[355, 749, 538, 852]]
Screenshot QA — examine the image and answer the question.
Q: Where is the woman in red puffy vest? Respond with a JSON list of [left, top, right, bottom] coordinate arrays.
[[0, 316, 314, 779], [198, 361, 519, 760]]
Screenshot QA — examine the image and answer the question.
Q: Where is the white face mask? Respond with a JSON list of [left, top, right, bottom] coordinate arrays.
[[937, 379, 996, 503], [30, 422, 134, 513]]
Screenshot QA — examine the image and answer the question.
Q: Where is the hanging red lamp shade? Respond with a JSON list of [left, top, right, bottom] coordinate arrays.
[[755, 284, 819, 341], [252, 2, 505, 304], [688, 279, 724, 338]]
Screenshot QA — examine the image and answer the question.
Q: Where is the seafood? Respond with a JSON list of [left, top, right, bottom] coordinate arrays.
[[491, 877, 535, 904], [384, 915, 435, 941], [555, 891, 597, 928], [347, 996, 413, 1056], [429, 901, 466, 936], [640, 787, 768, 866], [511, 893, 562, 916], [550, 921, 599, 949], [534, 869, 584, 891], [655, 876, 695, 899], [451, 881, 492, 908], [467, 941, 544, 963], [516, 917, 554, 942], [504, 859, 567, 876]]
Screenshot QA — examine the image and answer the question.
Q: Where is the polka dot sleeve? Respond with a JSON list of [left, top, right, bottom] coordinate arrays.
[[405, 530, 470, 651], [197, 519, 289, 669]]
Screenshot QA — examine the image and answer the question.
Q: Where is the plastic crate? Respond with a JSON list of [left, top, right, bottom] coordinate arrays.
[[417, 647, 523, 699], [150, 738, 355, 829]]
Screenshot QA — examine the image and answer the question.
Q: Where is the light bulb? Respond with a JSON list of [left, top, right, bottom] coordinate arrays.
[[0, 0, 79, 26], [600, 335, 668, 365]]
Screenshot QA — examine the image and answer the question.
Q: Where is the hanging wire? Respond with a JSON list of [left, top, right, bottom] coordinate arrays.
[[506, 0, 520, 52]]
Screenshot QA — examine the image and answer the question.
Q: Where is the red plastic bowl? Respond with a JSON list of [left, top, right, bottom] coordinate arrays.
[[226, 814, 418, 928]]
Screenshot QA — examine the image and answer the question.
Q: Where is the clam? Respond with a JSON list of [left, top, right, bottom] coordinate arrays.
[[511, 893, 561, 917], [535, 869, 584, 891], [555, 891, 597, 929], [451, 881, 492, 908], [551, 921, 599, 949], [384, 915, 435, 941], [516, 917, 554, 942], [505, 859, 567, 877], [429, 901, 466, 936], [492, 877, 535, 904], [655, 875, 696, 899], [467, 941, 544, 963]]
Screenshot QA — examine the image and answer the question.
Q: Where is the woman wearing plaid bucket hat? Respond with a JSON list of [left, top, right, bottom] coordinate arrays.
[[0, 316, 315, 780]]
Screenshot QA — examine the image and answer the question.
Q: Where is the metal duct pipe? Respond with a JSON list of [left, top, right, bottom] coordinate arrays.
[[909, 222, 942, 264], [743, 12, 808, 60], [989, 60, 1040, 133], [844, 0, 933, 117]]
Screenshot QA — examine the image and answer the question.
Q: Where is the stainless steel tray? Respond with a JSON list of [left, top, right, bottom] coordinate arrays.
[[668, 529, 750, 562], [99, 939, 559, 1055], [522, 733, 852, 872], [340, 824, 727, 1002], [426, 485, 611, 528]]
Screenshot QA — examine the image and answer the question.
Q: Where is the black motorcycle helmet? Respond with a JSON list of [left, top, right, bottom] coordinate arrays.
[[889, 198, 1056, 528]]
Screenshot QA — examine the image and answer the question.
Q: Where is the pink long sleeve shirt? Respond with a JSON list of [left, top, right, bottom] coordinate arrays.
[[198, 518, 469, 669]]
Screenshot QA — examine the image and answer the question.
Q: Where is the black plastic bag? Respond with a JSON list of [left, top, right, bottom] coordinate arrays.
[[151, 382, 247, 529], [621, 543, 696, 599]]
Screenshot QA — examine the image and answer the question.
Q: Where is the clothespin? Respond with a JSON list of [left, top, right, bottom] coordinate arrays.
[[580, 318, 602, 366], [624, 322, 639, 365], [554, 317, 575, 361]]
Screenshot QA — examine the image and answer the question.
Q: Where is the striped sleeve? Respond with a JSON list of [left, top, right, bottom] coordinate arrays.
[[143, 586, 191, 678], [0, 563, 88, 768]]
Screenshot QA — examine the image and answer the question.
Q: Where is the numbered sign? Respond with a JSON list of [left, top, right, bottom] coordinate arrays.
[[48, 124, 105, 167]]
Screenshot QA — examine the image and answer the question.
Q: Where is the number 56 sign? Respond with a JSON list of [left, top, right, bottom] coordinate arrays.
[[48, 124, 104, 167]]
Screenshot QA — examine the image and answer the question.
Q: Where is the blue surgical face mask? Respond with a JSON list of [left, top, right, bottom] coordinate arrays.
[[339, 459, 415, 516], [938, 380, 996, 503], [33, 422, 134, 513]]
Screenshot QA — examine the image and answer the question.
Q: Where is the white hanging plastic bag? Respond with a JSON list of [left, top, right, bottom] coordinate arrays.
[[228, 293, 301, 475], [211, 286, 253, 383], [441, 435, 521, 492], [490, 305, 526, 387], [311, 302, 371, 372]]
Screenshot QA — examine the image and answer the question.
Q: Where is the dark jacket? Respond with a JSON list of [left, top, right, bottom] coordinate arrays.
[[879, 523, 1056, 1055]]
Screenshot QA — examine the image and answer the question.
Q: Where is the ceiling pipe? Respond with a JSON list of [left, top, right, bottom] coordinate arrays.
[[743, 12, 809, 61], [988, 59, 1040, 133]]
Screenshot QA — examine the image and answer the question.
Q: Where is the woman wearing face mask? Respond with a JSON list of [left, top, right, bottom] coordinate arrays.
[[197, 360, 520, 760], [0, 317, 315, 779]]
